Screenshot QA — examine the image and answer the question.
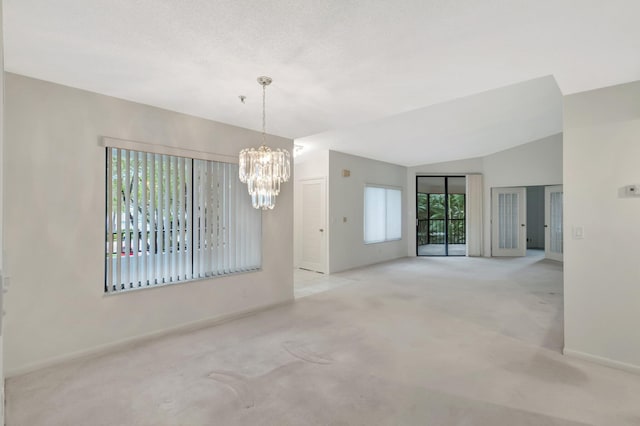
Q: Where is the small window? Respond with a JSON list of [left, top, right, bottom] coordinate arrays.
[[364, 185, 402, 244], [105, 147, 261, 293]]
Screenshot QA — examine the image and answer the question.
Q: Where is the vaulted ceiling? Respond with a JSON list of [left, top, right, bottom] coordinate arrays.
[[4, 1, 639, 165]]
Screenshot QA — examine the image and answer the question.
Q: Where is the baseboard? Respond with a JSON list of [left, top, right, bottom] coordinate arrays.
[[6, 299, 293, 379], [563, 348, 640, 375]]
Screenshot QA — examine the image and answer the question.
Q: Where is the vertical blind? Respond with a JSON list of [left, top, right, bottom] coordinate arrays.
[[465, 174, 483, 256], [364, 186, 402, 244], [105, 147, 261, 293]]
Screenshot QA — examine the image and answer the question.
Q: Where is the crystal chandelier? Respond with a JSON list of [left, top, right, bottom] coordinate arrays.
[[239, 76, 291, 210]]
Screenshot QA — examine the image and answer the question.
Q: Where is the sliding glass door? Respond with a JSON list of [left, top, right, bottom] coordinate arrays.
[[416, 176, 466, 256]]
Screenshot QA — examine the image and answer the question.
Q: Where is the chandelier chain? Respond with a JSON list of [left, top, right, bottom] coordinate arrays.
[[262, 82, 267, 144]]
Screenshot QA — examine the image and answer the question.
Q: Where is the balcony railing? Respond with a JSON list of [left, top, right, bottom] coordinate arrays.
[[417, 219, 465, 245]]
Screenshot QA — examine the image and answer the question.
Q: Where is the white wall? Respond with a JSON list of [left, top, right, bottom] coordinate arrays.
[[293, 149, 329, 269], [328, 151, 407, 273], [3, 73, 294, 376], [406, 134, 563, 256], [0, 3, 5, 421], [563, 80, 640, 372], [482, 133, 563, 256]]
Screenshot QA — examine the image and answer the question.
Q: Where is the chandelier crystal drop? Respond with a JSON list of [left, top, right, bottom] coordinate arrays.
[[239, 76, 291, 210]]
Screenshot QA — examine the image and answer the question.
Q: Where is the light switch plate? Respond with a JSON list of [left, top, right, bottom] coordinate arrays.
[[625, 185, 640, 196], [572, 226, 584, 240]]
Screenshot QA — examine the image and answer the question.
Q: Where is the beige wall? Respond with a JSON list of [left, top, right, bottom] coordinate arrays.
[[0, 3, 5, 421], [293, 149, 406, 273], [3, 73, 294, 376], [563, 80, 640, 372], [328, 151, 407, 273]]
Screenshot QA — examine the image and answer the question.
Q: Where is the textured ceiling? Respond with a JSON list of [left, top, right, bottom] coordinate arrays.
[[4, 1, 640, 165]]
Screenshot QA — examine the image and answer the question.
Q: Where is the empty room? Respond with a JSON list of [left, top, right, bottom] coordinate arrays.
[[1, 1, 640, 425]]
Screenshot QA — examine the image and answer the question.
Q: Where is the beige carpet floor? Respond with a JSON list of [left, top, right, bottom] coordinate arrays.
[[7, 253, 640, 425]]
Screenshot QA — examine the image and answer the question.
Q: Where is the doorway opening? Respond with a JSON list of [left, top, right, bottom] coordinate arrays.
[[526, 186, 545, 251], [491, 185, 563, 261], [416, 176, 466, 256]]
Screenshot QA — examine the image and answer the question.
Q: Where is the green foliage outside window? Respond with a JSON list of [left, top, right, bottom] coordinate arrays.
[[417, 193, 465, 245]]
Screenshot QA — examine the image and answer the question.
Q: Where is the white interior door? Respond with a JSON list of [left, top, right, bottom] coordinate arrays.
[[300, 178, 326, 273], [545, 185, 564, 262], [492, 187, 527, 257]]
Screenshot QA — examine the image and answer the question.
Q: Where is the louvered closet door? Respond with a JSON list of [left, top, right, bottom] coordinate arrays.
[[491, 187, 527, 257], [545, 185, 563, 262]]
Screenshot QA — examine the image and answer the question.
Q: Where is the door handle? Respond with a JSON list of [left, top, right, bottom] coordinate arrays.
[[544, 225, 548, 228], [521, 224, 526, 227], [319, 229, 324, 232]]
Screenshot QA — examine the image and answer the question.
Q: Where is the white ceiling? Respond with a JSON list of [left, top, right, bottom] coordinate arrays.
[[4, 0, 640, 165], [298, 75, 563, 166]]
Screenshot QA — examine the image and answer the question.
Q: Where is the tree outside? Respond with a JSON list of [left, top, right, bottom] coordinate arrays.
[[417, 193, 465, 245]]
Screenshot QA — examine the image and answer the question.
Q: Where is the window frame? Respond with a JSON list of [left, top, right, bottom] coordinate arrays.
[[103, 137, 262, 295]]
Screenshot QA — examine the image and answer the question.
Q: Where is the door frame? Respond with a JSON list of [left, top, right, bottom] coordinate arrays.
[[415, 175, 466, 257]]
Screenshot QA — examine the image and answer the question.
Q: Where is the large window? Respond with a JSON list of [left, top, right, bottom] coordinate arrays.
[[364, 185, 402, 244], [105, 146, 261, 294]]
